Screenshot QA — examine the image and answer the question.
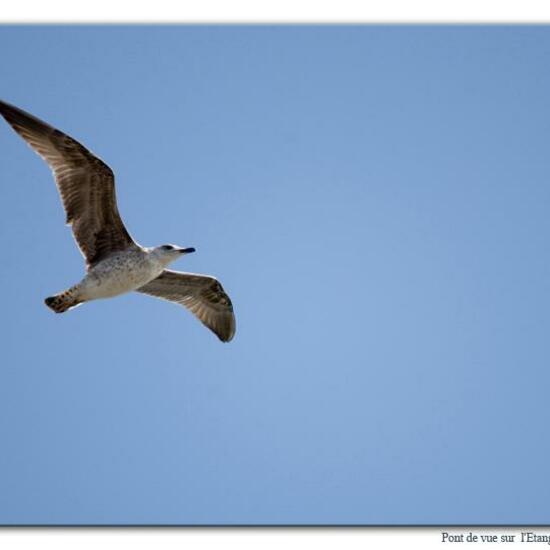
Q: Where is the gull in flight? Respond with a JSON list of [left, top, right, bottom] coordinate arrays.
[[0, 99, 236, 342]]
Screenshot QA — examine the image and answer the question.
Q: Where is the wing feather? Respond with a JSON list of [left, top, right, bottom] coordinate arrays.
[[136, 270, 236, 342], [0, 99, 136, 267]]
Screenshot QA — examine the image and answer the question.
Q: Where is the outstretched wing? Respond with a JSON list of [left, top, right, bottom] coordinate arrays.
[[0, 99, 137, 267], [136, 270, 236, 342]]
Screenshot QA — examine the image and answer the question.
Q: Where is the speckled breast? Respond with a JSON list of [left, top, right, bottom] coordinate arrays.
[[80, 249, 163, 300]]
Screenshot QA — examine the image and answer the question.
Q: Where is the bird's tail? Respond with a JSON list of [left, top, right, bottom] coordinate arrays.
[[44, 286, 82, 313]]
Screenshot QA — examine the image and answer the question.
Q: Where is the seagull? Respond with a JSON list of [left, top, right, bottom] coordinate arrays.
[[0, 99, 236, 342]]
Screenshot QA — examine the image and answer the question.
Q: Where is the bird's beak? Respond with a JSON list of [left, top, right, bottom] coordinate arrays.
[[178, 247, 196, 254]]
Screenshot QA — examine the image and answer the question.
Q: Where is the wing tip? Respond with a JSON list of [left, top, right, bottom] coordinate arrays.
[[212, 313, 236, 343], [218, 331, 236, 343], [0, 98, 14, 113], [0, 98, 25, 119], [0, 99, 21, 125], [0, 98, 53, 135]]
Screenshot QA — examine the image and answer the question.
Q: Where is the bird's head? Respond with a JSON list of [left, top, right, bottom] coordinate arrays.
[[151, 244, 196, 266]]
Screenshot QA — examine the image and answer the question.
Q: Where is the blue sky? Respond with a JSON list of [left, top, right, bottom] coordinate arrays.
[[0, 25, 549, 525]]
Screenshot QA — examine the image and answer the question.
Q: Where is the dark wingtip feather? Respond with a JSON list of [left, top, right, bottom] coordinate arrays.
[[0, 99, 54, 135], [0, 99, 28, 121], [217, 318, 236, 343]]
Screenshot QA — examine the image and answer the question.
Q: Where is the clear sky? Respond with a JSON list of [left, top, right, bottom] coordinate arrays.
[[0, 25, 549, 525]]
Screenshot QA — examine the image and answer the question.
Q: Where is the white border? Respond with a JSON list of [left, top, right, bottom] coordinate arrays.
[[1, 0, 550, 22], [0, 527, 544, 550], [0, 527, 489, 550]]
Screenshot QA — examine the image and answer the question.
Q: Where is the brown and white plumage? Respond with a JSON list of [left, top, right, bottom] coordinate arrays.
[[137, 270, 236, 343], [0, 99, 136, 268], [0, 99, 236, 343]]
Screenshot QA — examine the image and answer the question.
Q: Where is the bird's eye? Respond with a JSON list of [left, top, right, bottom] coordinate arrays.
[[161, 245, 173, 251]]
